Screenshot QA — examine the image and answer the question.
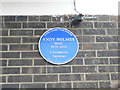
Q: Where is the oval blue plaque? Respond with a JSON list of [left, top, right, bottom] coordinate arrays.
[[39, 28, 79, 64]]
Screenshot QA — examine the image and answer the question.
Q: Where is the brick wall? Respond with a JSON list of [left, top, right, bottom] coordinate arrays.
[[0, 15, 119, 88]]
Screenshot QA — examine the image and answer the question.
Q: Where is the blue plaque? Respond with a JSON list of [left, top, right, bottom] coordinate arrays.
[[39, 28, 79, 64]]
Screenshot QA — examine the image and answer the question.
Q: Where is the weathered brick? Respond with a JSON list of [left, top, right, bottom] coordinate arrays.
[[0, 45, 8, 51], [97, 51, 118, 57], [2, 84, 19, 88], [109, 15, 118, 21], [60, 74, 83, 81], [107, 29, 118, 35], [110, 58, 119, 64], [0, 23, 3, 28], [83, 43, 107, 50], [4, 16, 16, 21], [0, 76, 6, 82], [73, 66, 97, 73], [69, 29, 82, 35], [111, 74, 118, 80], [8, 59, 32, 66], [2, 52, 20, 58], [2, 68, 20, 74], [83, 29, 106, 35], [22, 67, 46, 74], [96, 36, 118, 42], [16, 16, 27, 21], [73, 22, 93, 28], [52, 15, 63, 21], [21, 52, 41, 58], [10, 30, 33, 36], [47, 66, 71, 73], [40, 16, 52, 21], [0, 68, 2, 74], [28, 23, 45, 28], [28, 16, 40, 21], [23, 23, 45, 28], [0, 60, 7, 66], [34, 75, 58, 82], [86, 74, 110, 80], [4, 23, 21, 28], [118, 16, 120, 21], [22, 37, 39, 43], [8, 75, 32, 82], [94, 22, 117, 28], [34, 59, 48, 65], [76, 51, 96, 57], [23, 23, 27, 28], [96, 15, 110, 21], [111, 81, 119, 88], [47, 22, 69, 28], [21, 84, 45, 88], [34, 29, 47, 36], [77, 36, 95, 42], [73, 82, 98, 88], [85, 58, 108, 65], [108, 43, 118, 49], [99, 82, 111, 88], [2, 37, 21, 43], [99, 66, 118, 72], [10, 44, 33, 51], [2, 76, 6, 82], [112, 36, 119, 42], [67, 59, 83, 65], [47, 83, 71, 88], [0, 30, 8, 36], [0, 16, 2, 19]]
